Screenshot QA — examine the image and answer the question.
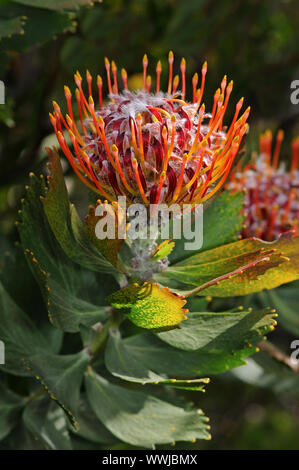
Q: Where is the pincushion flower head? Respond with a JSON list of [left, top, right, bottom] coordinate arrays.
[[227, 130, 299, 241], [50, 52, 249, 207]]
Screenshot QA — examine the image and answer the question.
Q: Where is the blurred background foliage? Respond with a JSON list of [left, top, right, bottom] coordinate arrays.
[[0, 0, 299, 450]]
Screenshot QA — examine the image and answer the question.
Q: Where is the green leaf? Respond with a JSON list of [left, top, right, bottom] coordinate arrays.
[[232, 352, 299, 395], [23, 350, 90, 428], [17, 171, 76, 281], [169, 190, 245, 264], [23, 395, 72, 450], [105, 330, 209, 390], [103, 314, 275, 378], [0, 244, 63, 352], [0, 5, 75, 51], [14, 0, 100, 10], [0, 423, 46, 450], [43, 148, 117, 274], [84, 202, 124, 269], [152, 239, 175, 261], [0, 243, 44, 315], [108, 282, 188, 329], [157, 308, 276, 352], [17, 171, 118, 332], [160, 233, 299, 297], [25, 249, 111, 332], [71, 396, 117, 445], [0, 383, 25, 440], [261, 287, 299, 336], [0, 15, 25, 39], [85, 369, 211, 447], [0, 281, 50, 376]]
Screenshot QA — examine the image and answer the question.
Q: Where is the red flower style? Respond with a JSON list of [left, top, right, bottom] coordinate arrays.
[[50, 52, 249, 206]]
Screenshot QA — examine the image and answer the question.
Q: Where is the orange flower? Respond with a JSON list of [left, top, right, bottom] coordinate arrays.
[[50, 52, 249, 206], [227, 130, 299, 241]]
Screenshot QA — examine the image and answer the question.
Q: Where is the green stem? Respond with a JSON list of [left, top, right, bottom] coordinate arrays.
[[89, 310, 123, 357]]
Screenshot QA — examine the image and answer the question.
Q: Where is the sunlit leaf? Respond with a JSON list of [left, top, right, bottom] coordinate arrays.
[[152, 239, 175, 261], [159, 233, 299, 297], [108, 282, 188, 329]]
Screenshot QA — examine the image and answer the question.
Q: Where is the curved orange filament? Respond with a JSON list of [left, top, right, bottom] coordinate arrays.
[[53, 102, 69, 130], [105, 57, 112, 95], [196, 61, 207, 108], [155, 170, 166, 204], [192, 73, 198, 104], [180, 58, 186, 100], [220, 75, 227, 95], [121, 68, 128, 90], [86, 70, 92, 98], [111, 60, 118, 94], [291, 138, 299, 173], [209, 88, 220, 125], [74, 72, 90, 118], [82, 150, 115, 202], [172, 75, 179, 94], [143, 54, 148, 90], [146, 75, 151, 94], [218, 79, 233, 133], [130, 117, 139, 157], [182, 157, 203, 192], [136, 113, 145, 172], [97, 114, 117, 171], [132, 158, 149, 204], [97, 75, 103, 109], [222, 80, 233, 116], [263, 129, 272, 163], [272, 129, 284, 169], [206, 105, 225, 140], [200, 143, 239, 203], [66, 114, 84, 146], [69, 130, 93, 179], [111, 145, 135, 198], [64, 86, 74, 122], [56, 131, 103, 196], [192, 157, 217, 203], [162, 125, 169, 172], [188, 104, 205, 157], [156, 60, 162, 93], [226, 97, 244, 139], [75, 89, 87, 134], [69, 129, 114, 198], [172, 153, 188, 202], [168, 51, 174, 95], [167, 116, 176, 159]]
